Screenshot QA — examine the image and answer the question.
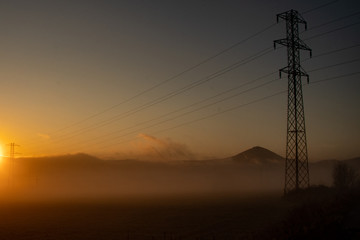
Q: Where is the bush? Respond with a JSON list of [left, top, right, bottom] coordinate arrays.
[[332, 162, 358, 192]]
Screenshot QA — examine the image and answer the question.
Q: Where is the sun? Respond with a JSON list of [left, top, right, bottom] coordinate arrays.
[[0, 145, 3, 164]]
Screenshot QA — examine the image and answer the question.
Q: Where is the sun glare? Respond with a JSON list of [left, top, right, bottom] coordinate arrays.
[[0, 146, 3, 164]]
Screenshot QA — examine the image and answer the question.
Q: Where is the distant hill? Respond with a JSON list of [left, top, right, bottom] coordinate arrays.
[[19, 153, 101, 163], [232, 146, 284, 165], [17, 153, 102, 167], [15, 150, 360, 171], [3, 147, 359, 200]]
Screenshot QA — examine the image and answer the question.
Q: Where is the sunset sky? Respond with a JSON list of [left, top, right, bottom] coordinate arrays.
[[0, 0, 359, 161]]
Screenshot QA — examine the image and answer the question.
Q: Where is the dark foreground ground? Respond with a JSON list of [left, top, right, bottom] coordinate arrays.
[[0, 190, 359, 240], [0, 193, 290, 240]]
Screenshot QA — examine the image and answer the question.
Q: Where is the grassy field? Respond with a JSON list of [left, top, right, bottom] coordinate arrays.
[[0, 193, 290, 240]]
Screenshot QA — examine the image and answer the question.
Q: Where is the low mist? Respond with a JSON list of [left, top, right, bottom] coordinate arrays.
[[0, 155, 282, 202], [1, 145, 357, 202], [1, 149, 359, 240]]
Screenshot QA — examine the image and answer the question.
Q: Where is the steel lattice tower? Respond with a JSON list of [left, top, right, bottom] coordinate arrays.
[[274, 10, 312, 194], [7, 142, 19, 187]]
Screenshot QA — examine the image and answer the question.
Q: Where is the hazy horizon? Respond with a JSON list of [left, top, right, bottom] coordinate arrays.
[[2, 145, 358, 202], [0, 1, 359, 238]]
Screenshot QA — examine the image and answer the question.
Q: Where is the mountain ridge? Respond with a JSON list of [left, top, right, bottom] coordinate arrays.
[[231, 146, 284, 165], [13, 147, 360, 167]]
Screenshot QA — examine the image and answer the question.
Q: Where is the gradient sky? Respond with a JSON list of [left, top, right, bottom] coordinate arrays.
[[0, 0, 359, 161]]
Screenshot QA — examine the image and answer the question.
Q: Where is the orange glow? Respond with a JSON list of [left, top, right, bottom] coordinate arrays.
[[0, 145, 3, 161]]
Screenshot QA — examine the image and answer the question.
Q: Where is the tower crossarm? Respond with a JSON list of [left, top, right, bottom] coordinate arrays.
[[278, 66, 310, 83], [276, 9, 307, 29], [297, 40, 312, 55], [274, 39, 312, 56]]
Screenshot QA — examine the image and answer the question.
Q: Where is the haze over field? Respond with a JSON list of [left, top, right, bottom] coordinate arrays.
[[1, 146, 359, 202], [0, 1, 360, 239]]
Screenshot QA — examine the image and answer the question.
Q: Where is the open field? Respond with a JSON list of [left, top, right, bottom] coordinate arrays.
[[0, 153, 359, 239], [0, 193, 290, 240]]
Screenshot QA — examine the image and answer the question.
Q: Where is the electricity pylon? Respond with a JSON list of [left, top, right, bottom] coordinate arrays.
[[274, 10, 312, 194], [7, 142, 20, 187], [8, 143, 19, 160]]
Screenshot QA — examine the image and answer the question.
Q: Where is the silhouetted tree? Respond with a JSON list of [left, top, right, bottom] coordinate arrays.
[[332, 162, 357, 191]]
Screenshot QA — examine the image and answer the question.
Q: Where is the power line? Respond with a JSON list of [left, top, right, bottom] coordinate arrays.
[[102, 58, 360, 140], [104, 71, 360, 151], [305, 21, 360, 41], [21, 3, 360, 155], [50, 47, 274, 143], [26, 38, 360, 155], [31, 67, 360, 156], [23, 6, 355, 142], [101, 91, 287, 151], [306, 11, 360, 32], [308, 58, 360, 73], [44, 17, 360, 145], [69, 57, 359, 152], [155, 72, 360, 137], [67, 0, 342, 137], [72, 90, 286, 153], [23, 47, 276, 149], [72, 72, 278, 147], [85, 77, 282, 148], [87, 55, 360, 147], [301, 0, 339, 15], [29, 44, 360, 153], [50, 23, 277, 134], [302, 43, 360, 62], [309, 71, 360, 84]]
